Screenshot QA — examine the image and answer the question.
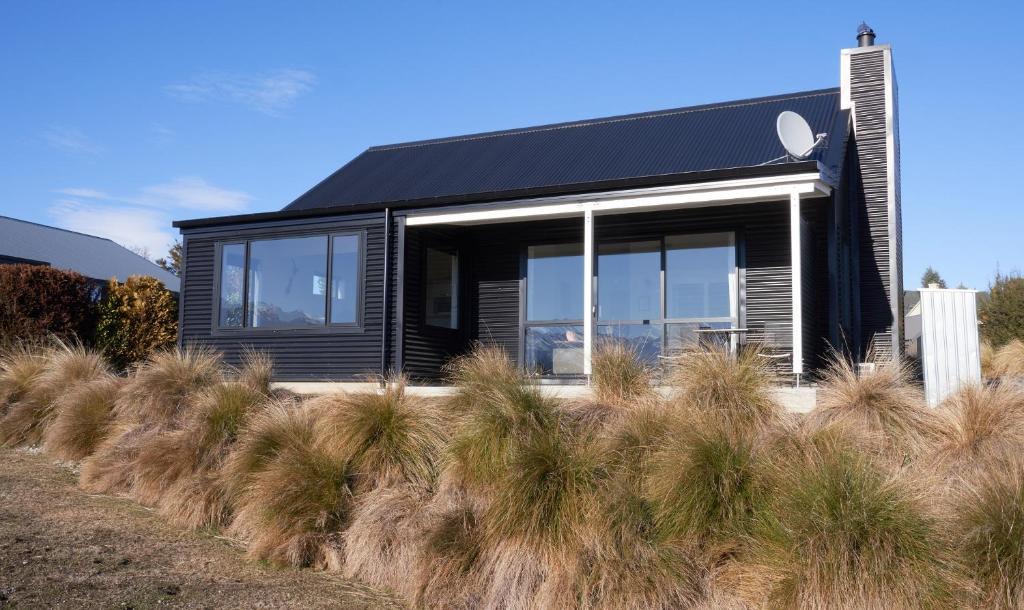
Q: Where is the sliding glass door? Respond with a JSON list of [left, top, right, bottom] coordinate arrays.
[[523, 231, 738, 375]]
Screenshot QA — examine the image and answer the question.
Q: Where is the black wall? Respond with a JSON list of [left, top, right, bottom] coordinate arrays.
[[179, 212, 387, 381]]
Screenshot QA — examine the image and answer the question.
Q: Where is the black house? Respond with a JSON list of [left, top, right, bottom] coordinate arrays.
[[174, 27, 902, 385]]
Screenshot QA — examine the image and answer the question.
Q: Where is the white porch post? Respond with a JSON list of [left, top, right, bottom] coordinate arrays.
[[583, 208, 595, 377], [790, 191, 804, 375]]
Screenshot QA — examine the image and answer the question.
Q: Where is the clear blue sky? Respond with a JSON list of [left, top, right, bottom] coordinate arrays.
[[1, 1, 1020, 289]]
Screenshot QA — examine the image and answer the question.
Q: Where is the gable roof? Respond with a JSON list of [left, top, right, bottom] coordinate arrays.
[[0, 216, 180, 292], [284, 87, 843, 212]]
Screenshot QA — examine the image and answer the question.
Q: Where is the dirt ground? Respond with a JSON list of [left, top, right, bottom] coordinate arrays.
[[0, 448, 400, 609]]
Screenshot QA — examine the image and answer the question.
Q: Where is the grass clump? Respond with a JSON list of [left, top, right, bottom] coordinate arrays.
[[956, 460, 1024, 608], [0, 344, 49, 414], [927, 383, 1024, 480], [992, 339, 1024, 379], [230, 435, 355, 569], [42, 375, 123, 461], [743, 436, 958, 609], [444, 345, 559, 490], [314, 378, 448, 491], [591, 340, 654, 406], [414, 496, 487, 609], [668, 346, 781, 431], [0, 342, 109, 447], [113, 346, 222, 425], [806, 355, 938, 463]]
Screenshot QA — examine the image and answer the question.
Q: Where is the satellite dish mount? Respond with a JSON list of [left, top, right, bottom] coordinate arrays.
[[775, 111, 827, 161]]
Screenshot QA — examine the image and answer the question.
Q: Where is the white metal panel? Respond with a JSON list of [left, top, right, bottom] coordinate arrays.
[[919, 288, 981, 407]]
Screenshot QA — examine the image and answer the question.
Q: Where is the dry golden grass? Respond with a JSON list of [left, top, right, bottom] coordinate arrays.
[[955, 458, 1024, 609], [0, 342, 109, 447], [112, 346, 222, 425], [0, 344, 49, 413], [739, 432, 961, 610], [230, 437, 354, 569], [926, 383, 1024, 481], [342, 485, 432, 601], [981, 340, 997, 379], [79, 423, 158, 494], [234, 349, 274, 395], [413, 490, 488, 609], [42, 375, 123, 461], [313, 379, 448, 492], [591, 341, 655, 406], [805, 355, 939, 463], [992, 339, 1024, 379], [444, 346, 559, 491], [668, 346, 781, 432]]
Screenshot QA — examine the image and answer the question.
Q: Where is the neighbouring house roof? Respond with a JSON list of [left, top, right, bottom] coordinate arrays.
[[283, 87, 844, 212], [0, 216, 180, 292]]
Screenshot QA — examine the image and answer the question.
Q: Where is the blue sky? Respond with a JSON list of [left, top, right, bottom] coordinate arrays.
[[1, 1, 1021, 289]]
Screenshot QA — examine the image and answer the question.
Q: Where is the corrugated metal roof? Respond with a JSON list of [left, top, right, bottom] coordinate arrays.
[[0, 216, 180, 291], [284, 88, 841, 212]]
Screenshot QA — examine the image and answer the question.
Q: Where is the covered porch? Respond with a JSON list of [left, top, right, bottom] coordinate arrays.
[[392, 170, 833, 383]]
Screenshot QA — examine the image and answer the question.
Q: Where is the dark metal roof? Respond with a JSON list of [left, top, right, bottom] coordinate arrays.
[[0, 216, 180, 291], [283, 87, 841, 212]]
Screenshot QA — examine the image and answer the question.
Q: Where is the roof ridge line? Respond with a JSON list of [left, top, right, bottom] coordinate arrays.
[[368, 88, 839, 152]]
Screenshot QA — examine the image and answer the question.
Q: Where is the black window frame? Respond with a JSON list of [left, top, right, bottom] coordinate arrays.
[[422, 245, 460, 331], [212, 230, 366, 335]]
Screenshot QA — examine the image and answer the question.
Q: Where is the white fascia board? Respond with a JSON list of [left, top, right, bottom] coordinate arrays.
[[406, 174, 828, 227]]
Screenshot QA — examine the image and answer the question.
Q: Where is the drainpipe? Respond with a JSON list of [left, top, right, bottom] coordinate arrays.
[[380, 207, 391, 386]]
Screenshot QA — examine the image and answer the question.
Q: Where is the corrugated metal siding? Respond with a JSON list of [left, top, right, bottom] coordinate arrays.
[[918, 289, 981, 407], [179, 213, 386, 380], [849, 49, 899, 359], [284, 89, 841, 212]]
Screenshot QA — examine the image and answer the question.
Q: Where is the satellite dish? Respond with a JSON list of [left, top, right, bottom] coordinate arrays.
[[776, 111, 817, 159]]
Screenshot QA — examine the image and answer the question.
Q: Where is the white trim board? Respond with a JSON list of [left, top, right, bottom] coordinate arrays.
[[406, 174, 831, 227]]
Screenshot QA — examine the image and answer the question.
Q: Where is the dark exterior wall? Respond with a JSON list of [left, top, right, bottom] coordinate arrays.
[[848, 47, 902, 359], [390, 201, 832, 379], [179, 212, 387, 381]]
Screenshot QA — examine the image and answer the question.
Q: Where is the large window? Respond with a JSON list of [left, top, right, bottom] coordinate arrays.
[[523, 232, 737, 375], [524, 243, 583, 375], [217, 232, 363, 330], [424, 248, 458, 329]]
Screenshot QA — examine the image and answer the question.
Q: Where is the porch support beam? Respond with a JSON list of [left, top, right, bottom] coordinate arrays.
[[790, 190, 804, 376], [583, 207, 595, 377]]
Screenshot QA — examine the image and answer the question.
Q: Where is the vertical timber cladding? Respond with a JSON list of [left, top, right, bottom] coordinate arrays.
[[179, 213, 387, 380], [843, 44, 903, 359]]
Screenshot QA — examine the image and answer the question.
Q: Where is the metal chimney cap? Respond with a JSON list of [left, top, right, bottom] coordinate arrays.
[[857, 22, 876, 46]]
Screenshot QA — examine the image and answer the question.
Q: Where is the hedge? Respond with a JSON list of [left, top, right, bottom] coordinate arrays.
[[0, 264, 98, 346]]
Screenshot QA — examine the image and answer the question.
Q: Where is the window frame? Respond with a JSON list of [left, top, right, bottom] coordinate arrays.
[[212, 230, 366, 335], [422, 245, 460, 331]]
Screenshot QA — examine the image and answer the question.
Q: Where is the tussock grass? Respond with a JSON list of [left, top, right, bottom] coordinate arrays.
[[806, 355, 939, 463], [0, 342, 109, 447], [79, 423, 156, 494], [314, 379, 448, 491], [234, 349, 274, 395], [414, 493, 487, 609], [927, 383, 1024, 481], [230, 436, 355, 568], [956, 459, 1024, 608], [113, 346, 222, 425], [342, 485, 432, 601], [992, 339, 1024, 379], [645, 422, 768, 555], [0, 344, 49, 413], [42, 375, 123, 461], [981, 341, 997, 379], [742, 434, 959, 609], [668, 346, 781, 432], [483, 417, 604, 554], [445, 346, 559, 490], [591, 341, 654, 406]]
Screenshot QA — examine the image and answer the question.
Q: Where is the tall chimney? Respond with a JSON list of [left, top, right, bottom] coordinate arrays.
[[857, 22, 876, 47]]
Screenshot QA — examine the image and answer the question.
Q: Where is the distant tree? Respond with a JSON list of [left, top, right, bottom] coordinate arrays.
[[921, 267, 947, 288], [155, 240, 182, 277], [128, 245, 152, 261], [979, 272, 1024, 346]]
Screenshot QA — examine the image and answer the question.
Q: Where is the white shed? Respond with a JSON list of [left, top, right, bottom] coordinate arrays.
[[915, 288, 982, 407]]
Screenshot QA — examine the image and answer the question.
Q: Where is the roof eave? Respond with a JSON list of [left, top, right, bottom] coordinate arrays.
[[174, 161, 821, 230]]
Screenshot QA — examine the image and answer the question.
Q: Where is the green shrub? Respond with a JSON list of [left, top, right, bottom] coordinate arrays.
[[0, 264, 98, 346], [95, 275, 178, 370], [981, 272, 1024, 347]]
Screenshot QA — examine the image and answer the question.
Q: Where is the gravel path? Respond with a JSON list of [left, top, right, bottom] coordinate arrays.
[[0, 448, 399, 609]]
